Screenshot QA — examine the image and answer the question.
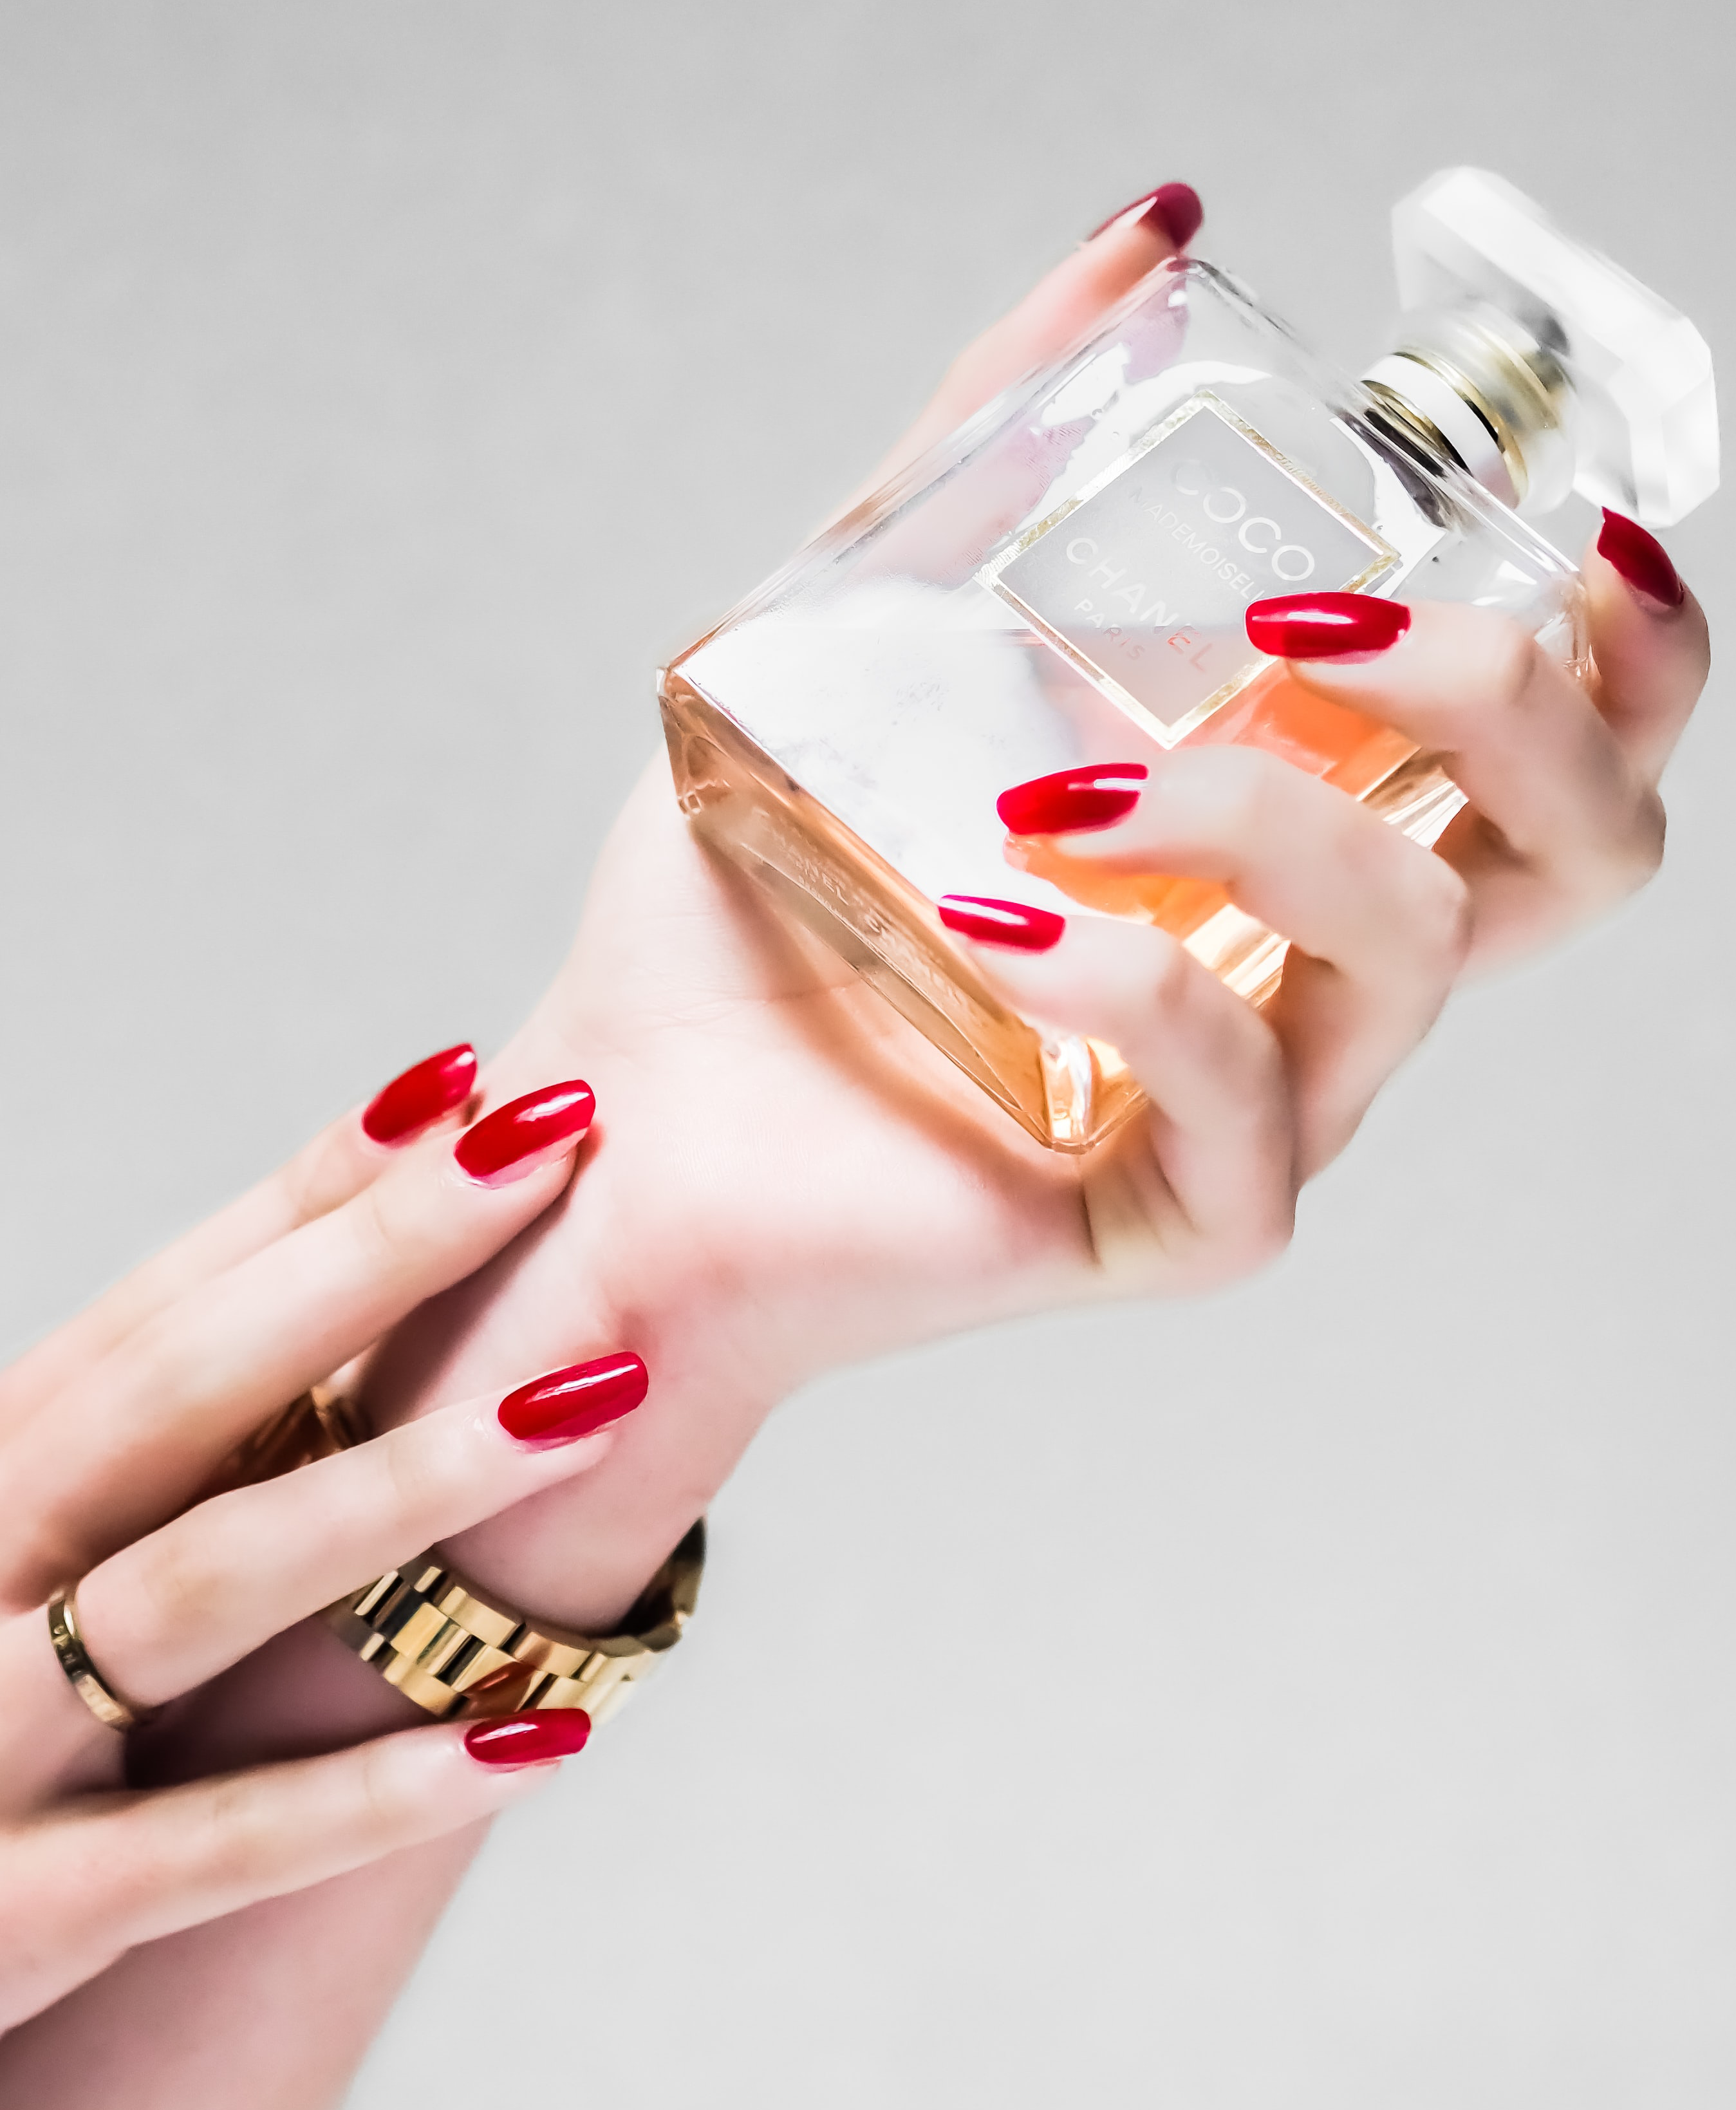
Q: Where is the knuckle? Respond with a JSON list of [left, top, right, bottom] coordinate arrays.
[[355, 1739, 418, 1839], [126, 1513, 231, 1640], [347, 1179, 407, 1275], [1571, 787, 1666, 910], [277, 1136, 331, 1227], [1683, 597, 1713, 684], [1477, 619, 1541, 714], [1411, 858, 1475, 982], [1231, 1195, 1296, 1277], [1623, 789, 1668, 888], [1145, 927, 1202, 1015], [377, 1424, 445, 1520], [192, 1775, 274, 1886], [89, 1804, 193, 1925], [341, 1171, 446, 1295], [1254, 1211, 1297, 1275], [1216, 996, 1289, 1109], [1189, 1189, 1296, 1294]]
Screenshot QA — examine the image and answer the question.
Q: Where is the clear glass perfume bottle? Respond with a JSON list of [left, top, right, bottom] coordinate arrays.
[[660, 169, 1718, 1152]]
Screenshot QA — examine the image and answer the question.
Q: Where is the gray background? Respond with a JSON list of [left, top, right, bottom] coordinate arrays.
[[1, 3, 1731, 2103]]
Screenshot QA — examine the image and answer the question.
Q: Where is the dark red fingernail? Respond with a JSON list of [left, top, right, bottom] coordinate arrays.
[[998, 763, 1148, 836], [1246, 593, 1412, 661], [938, 895, 1065, 952], [1598, 508, 1685, 610], [464, 1710, 592, 1767], [453, 1081, 595, 1186], [1087, 181, 1203, 249], [498, 1352, 648, 1448], [361, 1043, 478, 1146]]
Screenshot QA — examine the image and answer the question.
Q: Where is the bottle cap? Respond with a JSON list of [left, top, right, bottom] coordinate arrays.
[[1366, 167, 1717, 525]]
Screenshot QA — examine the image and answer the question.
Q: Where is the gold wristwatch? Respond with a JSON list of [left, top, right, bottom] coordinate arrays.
[[325, 1522, 704, 1723], [227, 1390, 705, 1726]]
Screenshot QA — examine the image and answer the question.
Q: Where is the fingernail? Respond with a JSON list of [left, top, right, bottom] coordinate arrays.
[[453, 1081, 595, 1187], [1087, 181, 1203, 249], [1246, 593, 1412, 662], [464, 1710, 592, 1768], [1598, 508, 1685, 610], [998, 763, 1148, 836], [498, 1352, 648, 1448], [938, 895, 1066, 952], [361, 1043, 478, 1146]]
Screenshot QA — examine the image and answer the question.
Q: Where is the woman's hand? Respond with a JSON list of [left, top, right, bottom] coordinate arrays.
[[976, 527, 1708, 1258], [345, 187, 1708, 1634], [0, 1049, 635, 2034]]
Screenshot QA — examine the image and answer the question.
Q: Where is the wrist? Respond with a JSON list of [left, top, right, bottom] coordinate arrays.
[[353, 779, 1072, 1629], [354, 1157, 789, 1631], [427, 1322, 774, 1634]]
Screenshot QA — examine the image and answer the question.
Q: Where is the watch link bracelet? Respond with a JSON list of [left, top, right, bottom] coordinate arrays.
[[224, 1388, 705, 1726]]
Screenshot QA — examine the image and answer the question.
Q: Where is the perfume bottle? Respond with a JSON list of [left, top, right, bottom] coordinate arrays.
[[659, 169, 1718, 1152]]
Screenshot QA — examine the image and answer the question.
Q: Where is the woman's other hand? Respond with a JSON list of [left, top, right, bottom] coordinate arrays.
[[0, 1046, 633, 2033]]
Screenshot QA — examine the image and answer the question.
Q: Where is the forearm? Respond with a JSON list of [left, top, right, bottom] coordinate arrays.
[[0, 1820, 484, 2110], [0, 766, 1034, 2104], [0, 1623, 469, 2105], [0, 1313, 787, 2105]]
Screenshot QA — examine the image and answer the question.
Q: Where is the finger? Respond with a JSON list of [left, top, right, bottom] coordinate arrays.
[[1280, 602, 1666, 959], [947, 912, 1296, 1289], [839, 182, 1201, 516], [0, 1724, 566, 2033], [1002, 744, 1470, 1168], [73, 1358, 645, 1710], [0, 1043, 478, 1435], [1582, 513, 1710, 780], [0, 1080, 598, 1605]]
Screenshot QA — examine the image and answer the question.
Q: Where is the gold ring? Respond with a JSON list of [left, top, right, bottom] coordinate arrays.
[[46, 1585, 154, 1732]]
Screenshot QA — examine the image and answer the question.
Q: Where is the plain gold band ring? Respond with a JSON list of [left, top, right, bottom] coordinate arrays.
[[46, 1585, 154, 1733]]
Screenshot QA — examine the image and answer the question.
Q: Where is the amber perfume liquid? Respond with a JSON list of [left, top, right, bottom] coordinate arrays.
[[665, 658, 1459, 1144], [1003, 660, 1457, 1004], [662, 168, 1716, 1150], [662, 255, 1589, 1152]]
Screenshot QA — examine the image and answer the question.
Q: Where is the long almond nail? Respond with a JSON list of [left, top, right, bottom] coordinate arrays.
[[497, 1353, 648, 1448], [1246, 593, 1411, 661], [361, 1043, 478, 1146], [1087, 181, 1203, 249], [998, 763, 1148, 836], [464, 1710, 592, 1767], [938, 895, 1065, 952], [453, 1081, 595, 1187], [1597, 508, 1686, 610]]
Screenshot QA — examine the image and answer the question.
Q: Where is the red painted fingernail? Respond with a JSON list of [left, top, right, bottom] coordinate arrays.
[[1246, 593, 1412, 661], [1598, 508, 1685, 610], [361, 1043, 478, 1146], [453, 1081, 595, 1186], [998, 763, 1148, 836], [498, 1352, 648, 1448], [938, 895, 1065, 952], [464, 1710, 592, 1768], [1087, 181, 1203, 249]]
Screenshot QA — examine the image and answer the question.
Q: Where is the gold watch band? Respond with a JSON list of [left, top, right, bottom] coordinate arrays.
[[324, 1520, 705, 1723], [203, 1384, 364, 1496], [215, 1384, 705, 1726]]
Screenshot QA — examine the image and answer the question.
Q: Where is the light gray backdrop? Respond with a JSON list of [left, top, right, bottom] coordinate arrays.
[[2, 4, 1731, 2104]]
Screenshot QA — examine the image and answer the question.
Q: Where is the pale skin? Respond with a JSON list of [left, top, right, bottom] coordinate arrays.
[[0, 1086, 635, 2050], [0, 198, 1710, 2102]]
